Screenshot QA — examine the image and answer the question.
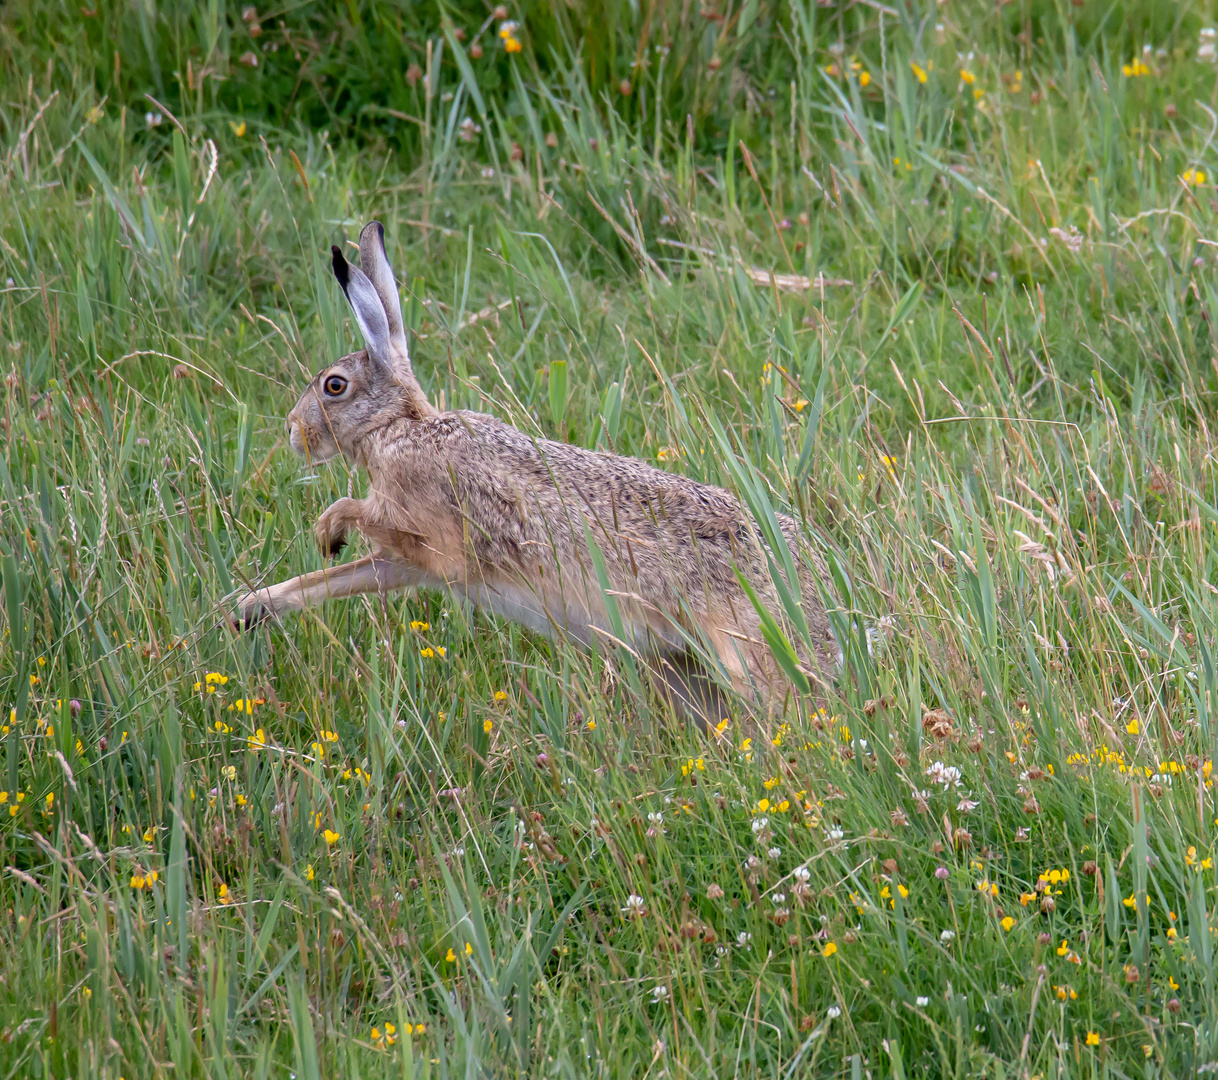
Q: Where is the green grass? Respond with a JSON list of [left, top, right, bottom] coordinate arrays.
[[4, 0, 1218, 1074]]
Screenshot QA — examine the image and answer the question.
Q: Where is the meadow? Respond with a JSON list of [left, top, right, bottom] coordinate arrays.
[[3, 0, 1218, 1074]]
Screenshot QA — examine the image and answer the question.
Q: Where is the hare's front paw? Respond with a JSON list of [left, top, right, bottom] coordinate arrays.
[[231, 589, 278, 630], [315, 498, 362, 558]]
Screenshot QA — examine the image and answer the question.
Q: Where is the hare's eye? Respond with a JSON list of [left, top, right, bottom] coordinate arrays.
[[323, 375, 348, 397]]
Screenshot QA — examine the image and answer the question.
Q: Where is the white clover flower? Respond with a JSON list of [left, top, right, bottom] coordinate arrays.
[[916, 996, 930, 1007], [736, 932, 752, 949], [771, 893, 786, 905], [622, 894, 646, 917], [751, 817, 769, 833], [826, 1005, 842, 1018], [651, 984, 669, 1002], [940, 929, 956, 943], [647, 811, 664, 826], [794, 866, 811, 883], [925, 761, 963, 788], [827, 827, 844, 842], [768, 847, 782, 860]]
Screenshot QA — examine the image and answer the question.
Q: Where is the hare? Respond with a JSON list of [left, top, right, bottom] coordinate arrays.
[[235, 221, 839, 724]]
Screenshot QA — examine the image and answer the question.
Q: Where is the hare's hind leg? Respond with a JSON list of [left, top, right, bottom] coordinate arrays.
[[235, 556, 422, 625], [647, 653, 733, 733]]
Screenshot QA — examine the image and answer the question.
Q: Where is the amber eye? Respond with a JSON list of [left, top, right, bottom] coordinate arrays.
[[323, 374, 348, 397]]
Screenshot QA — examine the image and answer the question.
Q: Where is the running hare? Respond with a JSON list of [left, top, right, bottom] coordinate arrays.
[[235, 222, 839, 722]]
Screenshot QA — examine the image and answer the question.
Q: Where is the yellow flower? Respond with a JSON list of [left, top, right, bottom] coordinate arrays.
[[1125, 718, 1139, 734], [445, 947, 456, 962], [464, 942, 473, 956], [305, 864, 315, 881], [1169, 975, 1180, 990], [777, 800, 790, 812], [483, 719, 493, 734], [420, 648, 434, 659], [217, 882, 230, 904], [229, 120, 246, 137], [323, 829, 340, 845], [410, 621, 430, 632], [1123, 893, 1138, 909], [959, 69, 975, 85], [1121, 59, 1150, 77], [312, 742, 325, 759], [763, 777, 778, 791], [910, 61, 928, 84], [321, 730, 338, 742], [248, 729, 266, 749], [587, 719, 596, 730], [757, 798, 770, 813], [1020, 892, 1036, 906], [1085, 1031, 1100, 1046], [214, 720, 231, 734], [222, 765, 237, 782], [130, 875, 146, 889], [1001, 916, 1015, 932], [859, 71, 871, 87], [45, 792, 53, 810], [505, 37, 522, 53], [436, 646, 447, 658], [1167, 926, 1177, 940], [1056, 939, 1069, 956], [822, 941, 837, 957], [897, 884, 909, 898], [143, 826, 156, 842]]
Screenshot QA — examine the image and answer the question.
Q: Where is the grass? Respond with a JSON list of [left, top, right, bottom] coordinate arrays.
[[3, 0, 1218, 1074]]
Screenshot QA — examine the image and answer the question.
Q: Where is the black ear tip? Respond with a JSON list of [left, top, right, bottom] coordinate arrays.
[[331, 245, 349, 288]]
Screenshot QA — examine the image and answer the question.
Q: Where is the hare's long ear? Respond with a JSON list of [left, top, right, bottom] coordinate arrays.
[[358, 221, 412, 372], [331, 245, 393, 364]]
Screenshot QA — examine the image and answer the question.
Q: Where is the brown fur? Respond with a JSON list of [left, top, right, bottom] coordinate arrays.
[[235, 222, 839, 722]]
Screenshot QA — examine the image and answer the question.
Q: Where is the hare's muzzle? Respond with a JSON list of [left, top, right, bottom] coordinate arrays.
[[287, 412, 305, 455]]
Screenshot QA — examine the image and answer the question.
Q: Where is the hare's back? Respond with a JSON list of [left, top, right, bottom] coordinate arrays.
[[455, 412, 749, 536]]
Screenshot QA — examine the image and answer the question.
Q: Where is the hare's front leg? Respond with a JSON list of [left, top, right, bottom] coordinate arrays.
[[234, 556, 423, 626], [314, 497, 364, 557]]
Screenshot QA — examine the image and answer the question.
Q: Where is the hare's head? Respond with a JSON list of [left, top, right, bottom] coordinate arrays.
[[288, 221, 435, 463]]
